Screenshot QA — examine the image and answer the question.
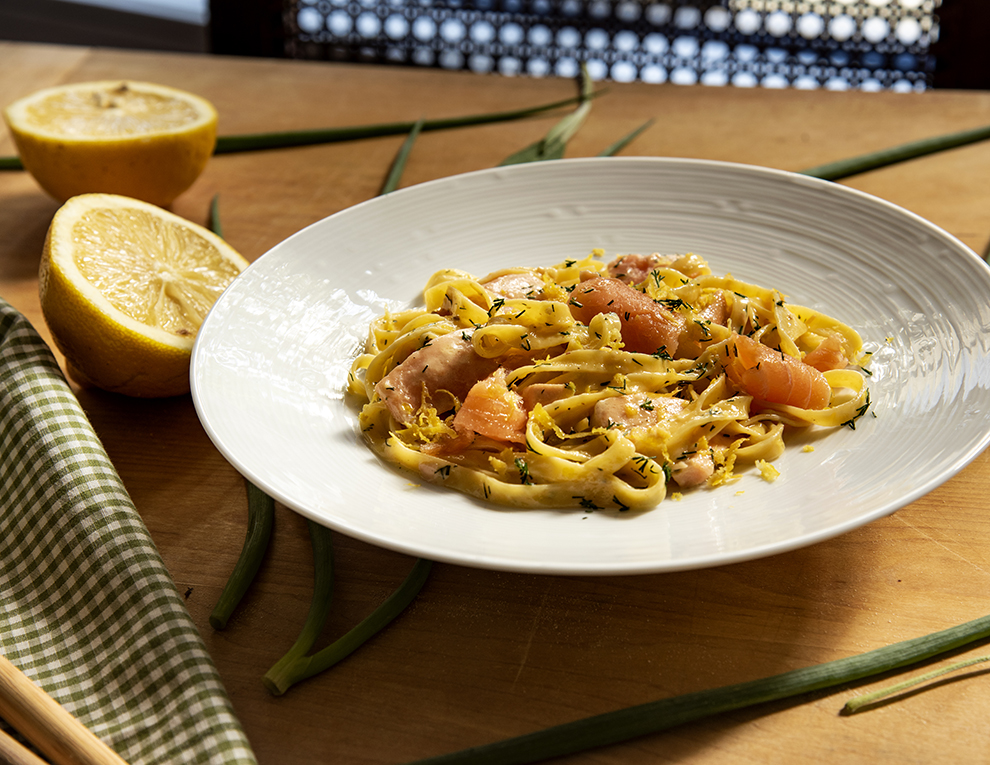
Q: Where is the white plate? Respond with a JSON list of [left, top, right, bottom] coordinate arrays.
[[191, 157, 990, 575]]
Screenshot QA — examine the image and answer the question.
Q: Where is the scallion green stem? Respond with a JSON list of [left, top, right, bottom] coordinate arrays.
[[598, 119, 654, 157], [263, 549, 432, 696], [213, 92, 601, 155], [499, 66, 593, 166], [208, 192, 223, 238], [381, 118, 425, 195], [799, 122, 990, 181], [209, 479, 275, 630], [261, 520, 335, 697], [408, 614, 990, 764], [842, 653, 990, 714]]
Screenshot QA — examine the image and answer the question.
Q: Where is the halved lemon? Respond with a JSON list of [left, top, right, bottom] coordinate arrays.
[[40, 193, 249, 397], [4, 80, 217, 207]]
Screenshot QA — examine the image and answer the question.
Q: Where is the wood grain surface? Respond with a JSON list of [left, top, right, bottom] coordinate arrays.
[[3, 41, 990, 765]]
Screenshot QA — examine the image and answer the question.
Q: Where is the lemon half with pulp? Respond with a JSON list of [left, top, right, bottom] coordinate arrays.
[[4, 80, 217, 207], [40, 193, 249, 397]]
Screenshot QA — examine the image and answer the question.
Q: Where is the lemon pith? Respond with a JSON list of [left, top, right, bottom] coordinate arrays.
[[40, 194, 248, 398], [4, 81, 217, 207]]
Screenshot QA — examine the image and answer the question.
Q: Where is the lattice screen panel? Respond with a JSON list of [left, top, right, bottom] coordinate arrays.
[[285, 0, 940, 91]]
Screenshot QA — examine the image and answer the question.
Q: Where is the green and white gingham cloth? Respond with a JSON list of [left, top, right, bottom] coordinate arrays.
[[0, 297, 256, 765]]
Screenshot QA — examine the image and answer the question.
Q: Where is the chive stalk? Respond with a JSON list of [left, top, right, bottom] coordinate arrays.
[[842, 654, 990, 714], [214, 92, 600, 155], [209, 479, 275, 630], [499, 65, 593, 165], [380, 118, 425, 195], [408, 614, 990, 764], [263, 554, 433, 696], [208, 192, 223, 238], [262, 520, 335, 695], [799, 122, 990, 181], [598, 119, 654, 157]]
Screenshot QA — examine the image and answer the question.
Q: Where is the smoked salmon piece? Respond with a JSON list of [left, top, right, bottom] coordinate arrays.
[[452, 367, 527, 443], [801, 335, 849, 372], [521, 383, 570, 411], [606, 253, 710, 283], [724, 334, 831, 410], [569, 276, 685, 356], [375, 332, 498, 425], [589, 393, 687, 431], [676, 290, 728, 359], [481, 270, 545, 299]]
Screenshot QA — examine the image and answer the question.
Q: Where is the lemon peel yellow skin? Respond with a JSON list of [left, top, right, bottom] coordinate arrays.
[[4, 80, 217, 207], [40, 193, 249, 398]]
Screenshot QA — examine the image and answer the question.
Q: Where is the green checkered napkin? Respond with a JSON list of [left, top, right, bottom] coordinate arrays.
[[0, 297, 256, 764]]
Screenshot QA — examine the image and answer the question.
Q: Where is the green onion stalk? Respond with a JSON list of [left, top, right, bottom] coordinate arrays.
[[799, 122, 990, 181], [842, 653, 990, 714], [263, 528, 433, 696], [209, 479, 274, 630], [408, 615, 990, 764]]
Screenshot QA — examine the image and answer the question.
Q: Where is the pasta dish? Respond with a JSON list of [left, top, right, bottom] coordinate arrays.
[[347, 250, 870, 511]]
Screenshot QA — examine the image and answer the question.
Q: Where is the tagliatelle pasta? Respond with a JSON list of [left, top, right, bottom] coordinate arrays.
[[347, 250, 871, 511]]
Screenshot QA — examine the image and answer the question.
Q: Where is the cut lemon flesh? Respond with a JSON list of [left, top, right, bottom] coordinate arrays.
[[4, 81, 217, 206], [73, 206, 241, 336], [40, 193, 249, 397]]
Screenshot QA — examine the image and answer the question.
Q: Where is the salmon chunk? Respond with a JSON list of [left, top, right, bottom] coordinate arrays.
[[724, 334, 830, 410], [521, 383, 571, 411], [569, 276, 686, 356], [801, 335, 849, 372], [481, 270, 545, 299], [607, 253, 711, 284], [375, 332, 498, 425], [590, 393, 687, 431], [452, 367, 527, 443]]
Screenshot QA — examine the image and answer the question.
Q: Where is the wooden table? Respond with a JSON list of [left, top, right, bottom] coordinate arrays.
[[3, 41, 990, 765]]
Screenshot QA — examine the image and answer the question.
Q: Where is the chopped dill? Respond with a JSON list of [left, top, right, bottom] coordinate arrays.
[[657, 297, 691, 312], [841, 391, 872, 429], [515, 457, 533, 485]]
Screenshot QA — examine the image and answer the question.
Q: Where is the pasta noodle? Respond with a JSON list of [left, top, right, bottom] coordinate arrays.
[[347, 249, 871, 511]]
